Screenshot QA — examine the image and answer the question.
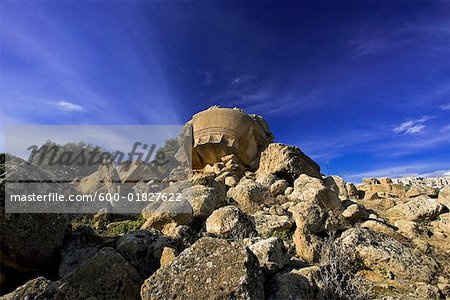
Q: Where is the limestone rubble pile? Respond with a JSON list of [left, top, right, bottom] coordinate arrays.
[[1, 107, 450, 300]]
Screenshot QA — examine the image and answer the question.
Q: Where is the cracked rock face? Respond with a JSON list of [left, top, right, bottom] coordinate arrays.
[[141, 237, 264, 300]]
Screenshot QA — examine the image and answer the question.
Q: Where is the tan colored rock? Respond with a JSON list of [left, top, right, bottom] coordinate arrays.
[[406, 185, 438, 198], [191, 183, 227, 220], [76, 161, 121, 194], [227, 178, 272, 213], [160, 247, 178, 267], [379, 177, 393, 184], [141, 237, 264, 300], [324, 175, 348, 200], [256, 143, 321, 181], [248, 237, 289, 274], [141, 200, 193, 234], [270, 179, 289, 196], [386, 196, 444, 222], [292, 230, 323, 263], [394, 220, 418, 238], [432, 212, 450, 234], [338, 228, 438, 282], [360, 220, 395, 235], [438, 186, 450, 208], [363, 178, 380, 185], [345, 182, 359, 199], [341, 203, 369, 223], [288, 174, 342, 211], [252, 211, 294, 237], [205, 205, 255, 238], [190, 106, 273, 169], [118, 160, 159, 184]]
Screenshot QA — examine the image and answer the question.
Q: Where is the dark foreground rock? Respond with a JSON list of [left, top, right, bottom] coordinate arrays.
[[141, 237, 264, 300]]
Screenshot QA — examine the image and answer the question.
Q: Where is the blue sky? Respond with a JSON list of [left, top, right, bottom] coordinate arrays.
[[1, 1, 449, 182]]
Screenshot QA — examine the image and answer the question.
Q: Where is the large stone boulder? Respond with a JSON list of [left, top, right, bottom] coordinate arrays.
[[191, 177, 227, 220], [116, 229, 176, 279], [57, 247, 141, 299], [189, 106, 273, 169], [438, 186, 450, 208], [1, 277, 61, 300], [227, 178, 272, 213], [1, 156, 68, 272], [337, 228, 438, 282], [205, 205, 256, 238], [406, 185, 439, 198], [265, 267, 318, 300], [324, 175, 348, 200], [118, 160, 159, 185], [256, 143, 321, 182], [248, 237, 289, 274], [288, 174, 342, 210], [386, 196, 444, 222], [75, 161, 121, 194], [141, 237, 264, 300]]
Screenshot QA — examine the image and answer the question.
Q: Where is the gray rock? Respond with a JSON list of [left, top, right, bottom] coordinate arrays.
[[141, 237, 264, 300]]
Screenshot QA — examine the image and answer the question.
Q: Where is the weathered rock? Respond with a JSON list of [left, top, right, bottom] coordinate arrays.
[[414, 283, 442, 300], [252, 211, 294, 237], [406, 185, 439, 198], [431, 212, 450, 235], [1, 156, 69, 272], [270, 179, 289, 197], [160, 247, 179, 267], [337, 228, 438, 282], [191, 182, 227, 219], [341, 203, 369, 223], [256, 143, 321, 181], [58, 247, 141, 299], [379, 177, 393, 184], [205, 205, 256, 238], [164, 225, 198, 248], [141, 182, 194, 233], [265, 267, 317, 300], [324, 175, 348, 200], [141, 237, 264, 300], [345, 182, 359, 199], [248, 237, 289, 274], [59, 226, 104, 277], [1, 277, 60, 300], [116, 229, 176, 278], [227, 178, 272, 213], [363, 178, 380, 185], [359, 182, 406, 198], [76, 161, 121, 194], [141, 200, 194, 234], [386, 196, 444, 222], [438, 186, 450, 208], [288, 174, 342, 211], [395, 220, 419, 238], [118, 160, 159, 185], [0, 213, 67, 272], [360, 220, 395, 235], [190, 106, 273, 169]]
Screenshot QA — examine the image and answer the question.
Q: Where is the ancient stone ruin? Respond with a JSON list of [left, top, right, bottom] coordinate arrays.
[[1, 107, 450, 300]]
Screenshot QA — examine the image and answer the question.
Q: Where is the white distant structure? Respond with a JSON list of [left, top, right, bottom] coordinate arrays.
[[391, 176, 450, 188]]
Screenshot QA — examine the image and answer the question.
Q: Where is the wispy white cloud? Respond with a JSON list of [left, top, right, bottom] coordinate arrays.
[[439, 103, 450, 110], [57, 100, 84, 112], [393, 116, 434, 135]]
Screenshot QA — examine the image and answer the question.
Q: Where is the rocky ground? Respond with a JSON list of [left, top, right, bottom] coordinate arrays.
[[1, 107, 449, 299]]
